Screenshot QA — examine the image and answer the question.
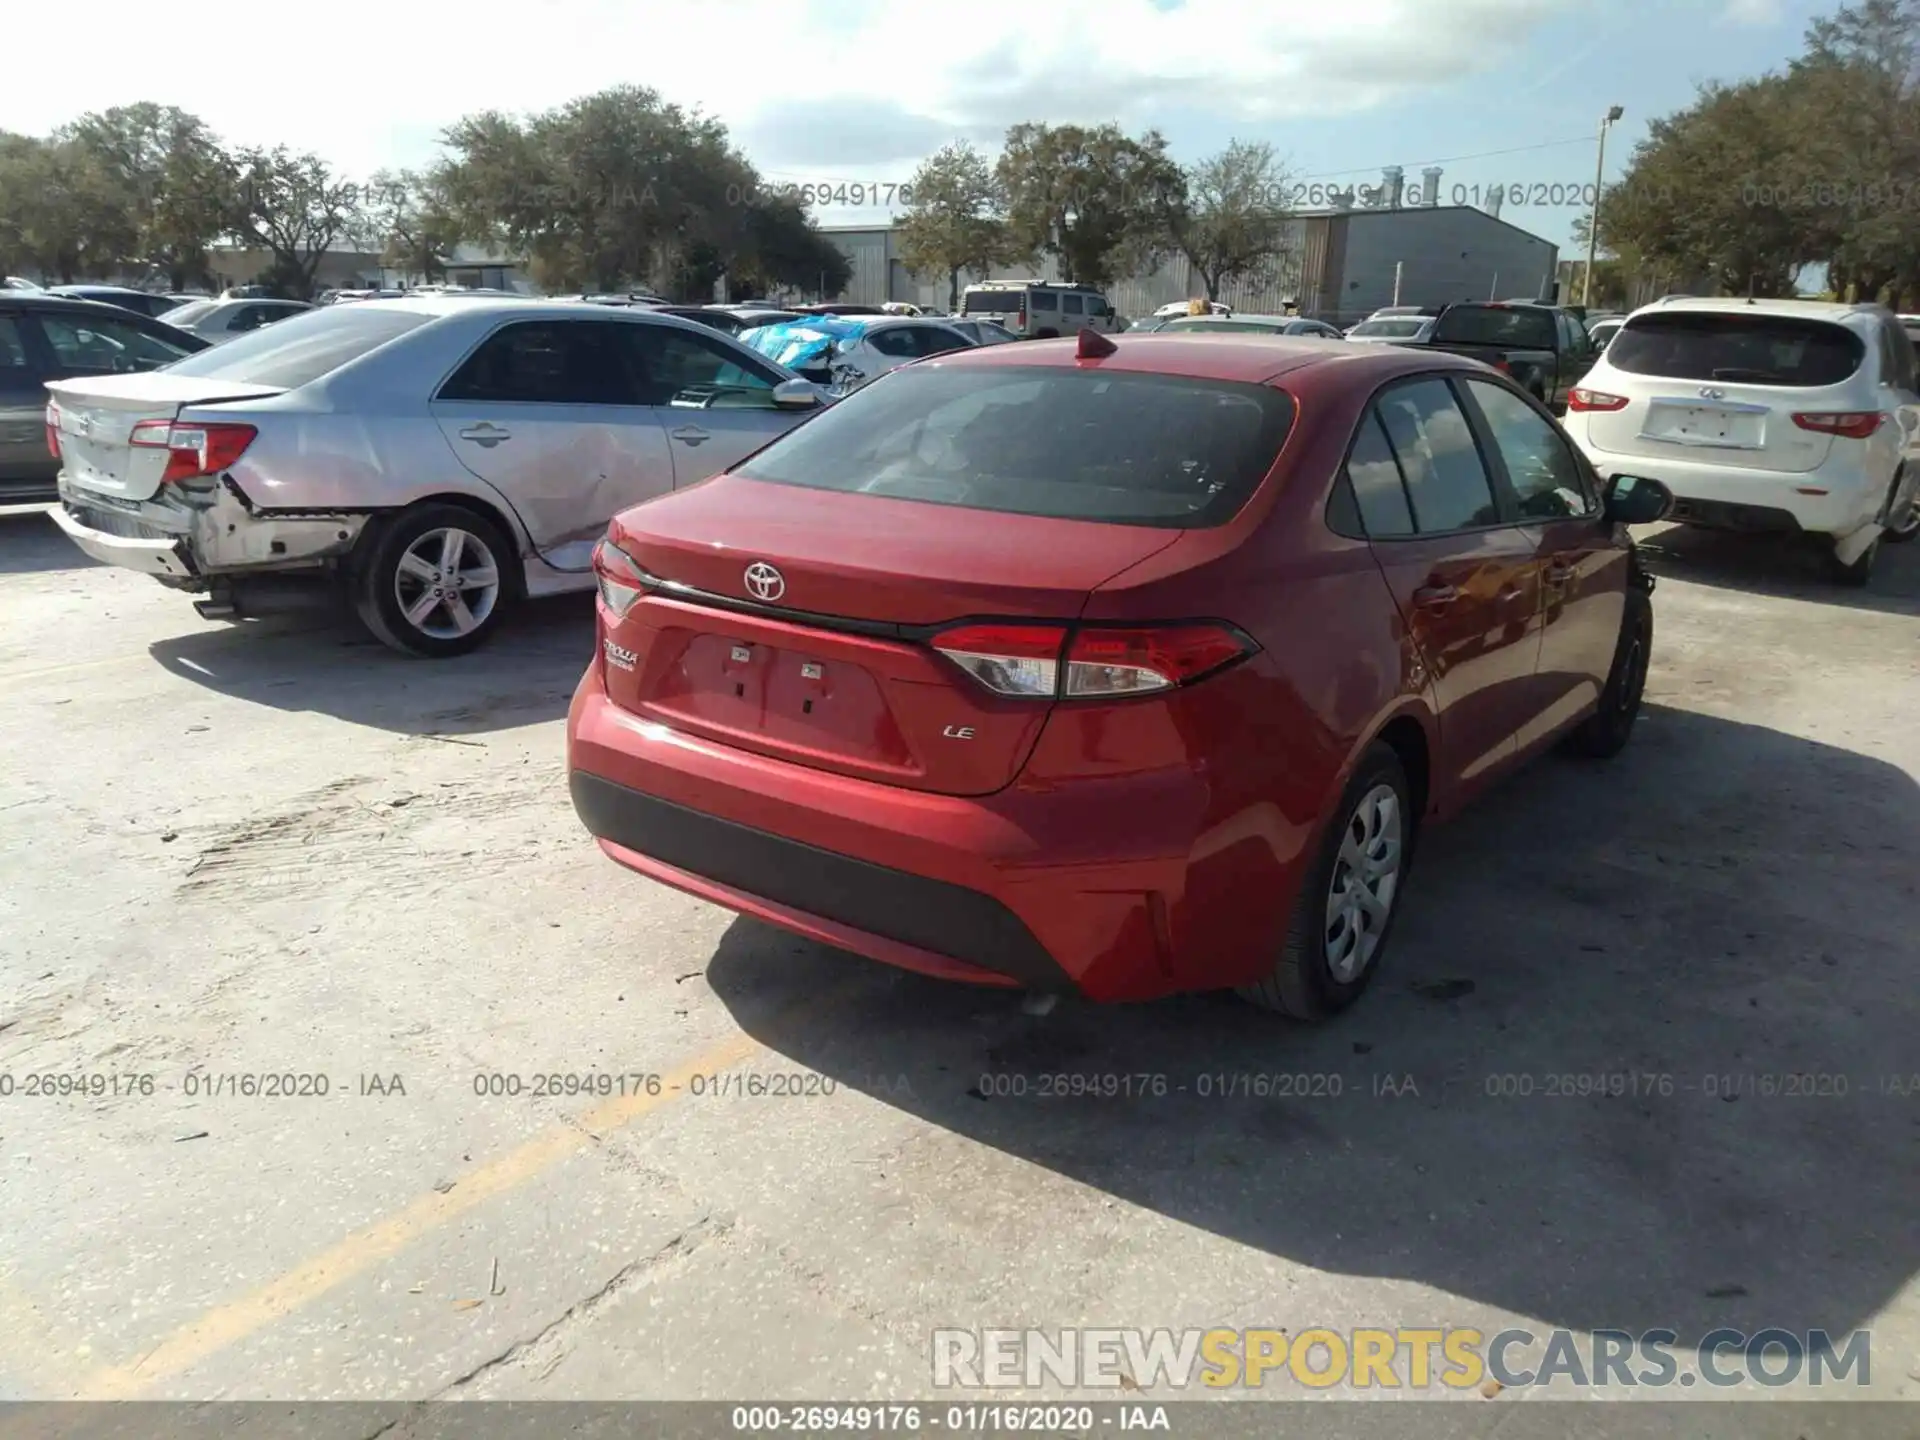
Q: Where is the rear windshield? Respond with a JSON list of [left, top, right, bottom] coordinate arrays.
[[1606, 312, 1865, 386], [161, 300, 216, 326], [159, 305, 435, 388], [734, 365, 1295, 529], [1430, 305, 1556, 349], [963, 291, 1023, 314], [1349, 318, 1426, 337]]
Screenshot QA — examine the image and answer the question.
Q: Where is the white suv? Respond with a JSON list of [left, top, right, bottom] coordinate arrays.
[[957, 282, 1121, 340], [1564, 297, 1920, 584]]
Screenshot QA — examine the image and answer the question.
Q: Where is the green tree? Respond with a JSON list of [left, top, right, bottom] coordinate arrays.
[[995, 123, 1184, 286], [436, 85, 757, 293], [732, 194, 852, 298], [65, 104, 234, 288], [1172, 140, 1294, 302], [360, 169, 458, 282], [0, 131, 133, 282], [230, 147, 363, 298], [896, 141, 1019, 309]]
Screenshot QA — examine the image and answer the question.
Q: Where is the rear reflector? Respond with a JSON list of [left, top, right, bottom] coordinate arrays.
[[1568, 387, 1629, 411], [127, 420, 257, 484], [1792, 411, 1882, 438], [933, 622, 1256, 699], [592, 536, 648, 618]]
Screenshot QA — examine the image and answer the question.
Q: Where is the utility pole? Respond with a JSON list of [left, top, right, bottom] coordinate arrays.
[[1584, 105, 1624, 308]]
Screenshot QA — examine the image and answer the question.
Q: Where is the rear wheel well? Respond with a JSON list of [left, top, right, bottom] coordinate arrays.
[[1374, 716, 1430, 828], [358, 493, 525, 598]]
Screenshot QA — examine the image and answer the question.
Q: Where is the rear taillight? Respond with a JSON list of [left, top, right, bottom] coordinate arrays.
[[127, 420, 257, 483], [1016, 310, 1026, 331], [45, 403, 60, 458], [592, 536, 648, 618], [1792, 411, 1883, 438], [1568, 388, 1629, 411], [932, 622, 1256, 699]]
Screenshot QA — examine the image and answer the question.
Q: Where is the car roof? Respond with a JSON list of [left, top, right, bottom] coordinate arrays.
[[1, 291, 175, 315], [1635, 296, 1878, 321], [923, 331, 1486, 387]]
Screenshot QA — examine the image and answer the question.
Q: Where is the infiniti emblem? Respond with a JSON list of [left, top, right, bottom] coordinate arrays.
[[1698, 386, 1726, 400], [744, 561, 785, 602]]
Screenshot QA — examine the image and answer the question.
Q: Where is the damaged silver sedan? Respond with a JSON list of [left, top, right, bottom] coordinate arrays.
[[46, 297, 825, 656]]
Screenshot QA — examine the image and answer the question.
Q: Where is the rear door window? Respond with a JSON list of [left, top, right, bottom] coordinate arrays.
[[1374, 378, 1502, 532], [164, 305, 432, 387], [734, 365, 1295, 529], [1030, 292, 1058, 312], [33, 310, 196, 373], [438, 320, 637, 404], [1606, 312, 1865, 386], [1061, 294, 1084, 315]]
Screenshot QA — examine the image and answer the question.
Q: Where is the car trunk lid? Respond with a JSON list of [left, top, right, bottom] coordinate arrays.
[[601, 476, 1181, 796], [47, 373, 285, 500]]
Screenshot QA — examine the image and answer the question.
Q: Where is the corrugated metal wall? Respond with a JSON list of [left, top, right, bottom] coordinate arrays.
[[820, 209, 1556, 323]]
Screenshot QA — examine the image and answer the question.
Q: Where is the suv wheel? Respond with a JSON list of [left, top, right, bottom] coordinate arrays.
[[1826, 532, 1879, 587], [1882, 465, 1919, 543], [1239, 743, 1411, 1020], [353, 502, 515, 657]]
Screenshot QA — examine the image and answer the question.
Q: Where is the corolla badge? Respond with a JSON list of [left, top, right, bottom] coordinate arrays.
[[602, 639, 638, 671], [744, 561, 785, 602]]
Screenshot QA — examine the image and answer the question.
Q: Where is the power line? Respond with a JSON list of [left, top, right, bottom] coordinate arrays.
[[1292, 135, 1598, 182]]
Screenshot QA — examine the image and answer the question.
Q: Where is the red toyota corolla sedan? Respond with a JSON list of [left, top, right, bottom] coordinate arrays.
[[567, 331, 1671, 1017]]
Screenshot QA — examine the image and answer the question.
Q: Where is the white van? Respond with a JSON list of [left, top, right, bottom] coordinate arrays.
[[958, 281, 1121, 339]]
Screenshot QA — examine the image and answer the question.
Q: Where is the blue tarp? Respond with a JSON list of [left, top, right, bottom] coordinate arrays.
[[737, 315, 870, 372]]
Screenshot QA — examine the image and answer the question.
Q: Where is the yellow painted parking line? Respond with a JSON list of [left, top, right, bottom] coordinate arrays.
[[77, 1019, 783, 1399]]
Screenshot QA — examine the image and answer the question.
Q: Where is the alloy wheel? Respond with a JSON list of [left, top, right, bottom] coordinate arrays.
[[392, 526, 501, 641], [1324, 784, 1404, 983]]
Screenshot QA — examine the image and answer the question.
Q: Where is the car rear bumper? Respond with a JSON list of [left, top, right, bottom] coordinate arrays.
[[1581, 448, 1883, 536], [51, 475, 366, 584], [566, 665, 1220, 1002]]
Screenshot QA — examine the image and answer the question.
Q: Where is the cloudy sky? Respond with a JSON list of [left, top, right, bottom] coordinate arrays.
[[1, 0, 1825, 251]]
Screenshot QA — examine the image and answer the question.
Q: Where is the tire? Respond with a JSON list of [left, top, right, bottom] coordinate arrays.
[[1563, 590, 1652, 760], [1238, 742, 1412, 1020], [1881, 465, 1919, 543], [352, 502, 515, 658], [1825, 532, 1879, 587]]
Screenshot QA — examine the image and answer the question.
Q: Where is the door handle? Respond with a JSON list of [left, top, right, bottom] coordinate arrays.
[[670, 426, 710, 446], [458, 424, 509, 447], [1544, 560, 1576, 584], [1411, 583, 1459, 608]]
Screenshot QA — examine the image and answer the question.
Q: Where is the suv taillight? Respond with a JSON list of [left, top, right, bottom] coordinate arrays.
[[127, 420, 257, 483], [45, 403, 60, 458], [592, 536, 648, 618], [1568, 388, 1629, 411], [932, 622, 1257, 699], [1792, 411, 1883, 438]]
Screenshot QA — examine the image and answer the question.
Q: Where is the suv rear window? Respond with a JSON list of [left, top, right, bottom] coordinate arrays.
[[963, 291, 1022, 315], [1606, 312, 1866, 386], [160, 305, 434, 388], [734, 366, 1295, 529], [1429, 305, 1556, 349]]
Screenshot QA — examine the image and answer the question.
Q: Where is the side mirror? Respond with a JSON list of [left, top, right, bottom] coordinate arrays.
[[1603, 473, 1673, 525], [771, 378, 822, 409]]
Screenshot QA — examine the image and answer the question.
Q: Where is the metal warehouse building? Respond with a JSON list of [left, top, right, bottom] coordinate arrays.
[[813, 168, 1559, 326]]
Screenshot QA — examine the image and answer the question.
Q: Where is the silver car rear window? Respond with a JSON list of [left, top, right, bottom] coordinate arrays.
[[161, 306, 435, 388]]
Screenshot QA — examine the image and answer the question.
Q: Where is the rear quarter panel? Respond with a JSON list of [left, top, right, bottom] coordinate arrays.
[[1063, 371, 1437, 988], [196, 311, 533, 548]]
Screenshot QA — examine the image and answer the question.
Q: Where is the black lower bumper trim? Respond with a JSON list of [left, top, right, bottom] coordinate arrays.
[[1668, 497, 1803, 533], [570, 771, 1070, 991]]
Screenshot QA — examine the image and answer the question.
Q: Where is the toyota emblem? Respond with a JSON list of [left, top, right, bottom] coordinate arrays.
[[1699, 386, 1726, 400], [744, 561, 785, 602]]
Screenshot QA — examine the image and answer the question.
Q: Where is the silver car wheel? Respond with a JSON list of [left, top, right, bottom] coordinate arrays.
[[392, 526, 501, 641], [1324, 783, 1403, 983]]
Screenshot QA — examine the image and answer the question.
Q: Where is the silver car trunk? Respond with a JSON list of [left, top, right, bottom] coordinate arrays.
[[47, 373, 285, 501]]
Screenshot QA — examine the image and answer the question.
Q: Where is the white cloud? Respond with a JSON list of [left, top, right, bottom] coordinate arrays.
[[1719, 0, 1783, 22], [0, 0, 1580, 180]]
